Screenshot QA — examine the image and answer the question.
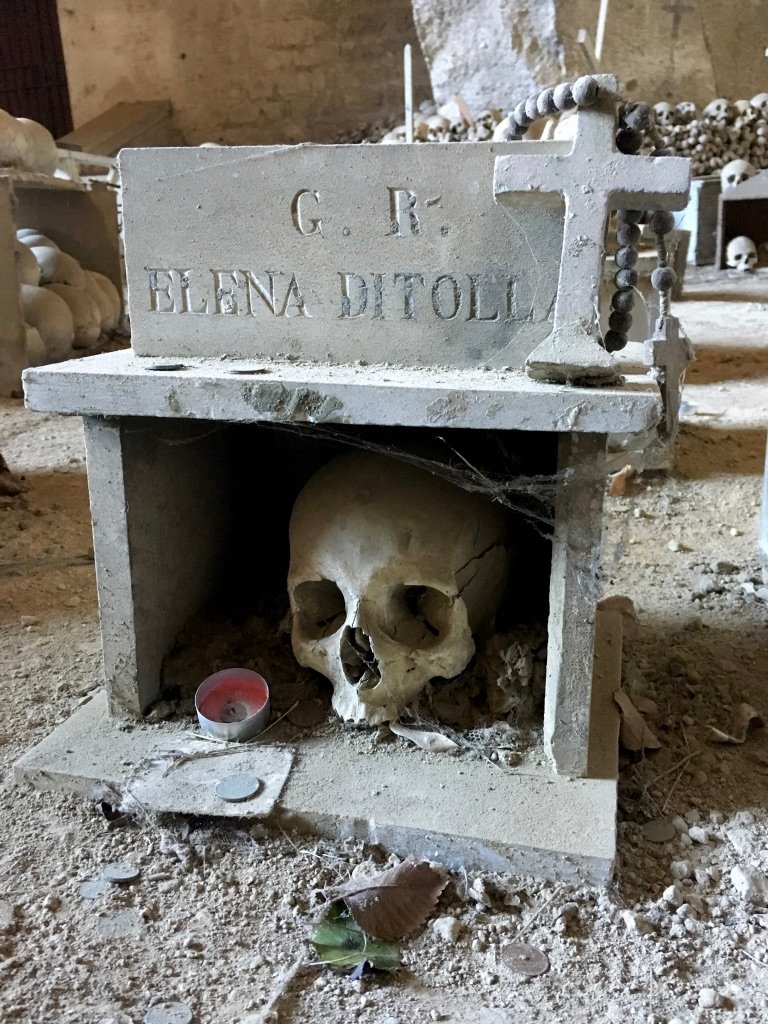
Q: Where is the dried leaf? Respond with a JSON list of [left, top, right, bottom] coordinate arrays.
[[614, 689, 662, 755], [389, 721, 460, 754], [634, 696, 659, 716], [323, 858, 448, 940], [709, 703, 765, 745], [311, 905, 400, 972]]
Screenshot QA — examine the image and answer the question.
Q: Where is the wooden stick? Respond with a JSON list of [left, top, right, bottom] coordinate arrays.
[[595, 0, 610, 62]]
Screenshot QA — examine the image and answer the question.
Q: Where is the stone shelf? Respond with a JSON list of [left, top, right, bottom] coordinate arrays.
[[23, 348, 661, 435]]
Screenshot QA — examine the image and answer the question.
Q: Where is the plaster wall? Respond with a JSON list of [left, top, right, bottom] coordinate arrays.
[[58, 0, 431, 145]]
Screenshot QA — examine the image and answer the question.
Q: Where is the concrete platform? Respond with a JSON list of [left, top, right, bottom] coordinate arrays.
[[14, 612, 622, 885]]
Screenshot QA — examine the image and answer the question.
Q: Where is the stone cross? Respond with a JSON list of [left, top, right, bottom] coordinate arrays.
[[493, 74, 690, 383], [643, 313, 694, 440]]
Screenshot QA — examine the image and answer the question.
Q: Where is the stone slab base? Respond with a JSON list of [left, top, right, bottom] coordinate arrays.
[[15, 613, 622, 885]]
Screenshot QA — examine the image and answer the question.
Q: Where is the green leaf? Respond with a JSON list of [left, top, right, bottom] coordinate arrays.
[[311, 905, 401, 972]]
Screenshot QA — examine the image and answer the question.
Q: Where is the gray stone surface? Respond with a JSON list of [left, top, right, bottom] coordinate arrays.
[[120, 142, 563, 370], [15, 605, 621, 883], [24, 349, 661, 434], [412, 0, 564, 113], [493, 76, 690, 382]]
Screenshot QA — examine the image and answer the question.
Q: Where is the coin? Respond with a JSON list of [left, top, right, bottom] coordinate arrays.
[[103, 862, 141, 884], [501, 941, 550, 977], [215, 773, 262, 802], [144, 1002, 193, 1024]]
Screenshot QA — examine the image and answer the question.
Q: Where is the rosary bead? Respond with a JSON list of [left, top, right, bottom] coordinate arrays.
[[525, 94, 540, 122], [615, 245, 639, 269], [623, 102, 654, 133], [603, 330, 628, 352], [648, 210, 676, 235], [614, 268, 639, 289], [651, 266, 677, 291], [553, 83, 576, 111], [611, 289, 635, 312], [536, 88, 558, 117], [572, 76, 599, 107], [616, 127, 643, 153], [609, 310, 633, 332], [514, 100, 533, 127], [616, 223, 642, 246], [617, 209, 643, 224]]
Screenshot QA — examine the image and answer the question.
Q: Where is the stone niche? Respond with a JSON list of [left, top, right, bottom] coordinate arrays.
[[18, 76, 691, 882]]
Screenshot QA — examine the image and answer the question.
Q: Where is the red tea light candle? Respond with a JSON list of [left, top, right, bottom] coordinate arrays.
[[195, 668, 271, 742]]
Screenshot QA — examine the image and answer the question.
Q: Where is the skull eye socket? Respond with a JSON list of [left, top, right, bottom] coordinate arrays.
[[293, 580, 346, 639], [381, 585, 453, 649]]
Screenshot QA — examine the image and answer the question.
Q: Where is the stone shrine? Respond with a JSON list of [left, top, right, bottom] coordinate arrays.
[[17, 76, 691, 882]]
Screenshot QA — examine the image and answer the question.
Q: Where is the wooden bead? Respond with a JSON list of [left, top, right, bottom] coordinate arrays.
[[611, 289, 635, 312], [651, 266, 677, 291], [617, 128, 643, 154], [624, 102, 654, 133], [514, 100, 533, 127], [572, 76, 599, 107], [603, 330, 628, 352], [615, 246, 639, 269], [536, 88, 557, 117], [616, 223, 641, 246], [609, 310, 633, 332], [648, 210, 676, 235], [553, 83, 576, 111], [614, 269, 639, 289]]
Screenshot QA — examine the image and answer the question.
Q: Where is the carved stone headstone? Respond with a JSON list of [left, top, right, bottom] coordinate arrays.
[[121, 144, 563, 371]]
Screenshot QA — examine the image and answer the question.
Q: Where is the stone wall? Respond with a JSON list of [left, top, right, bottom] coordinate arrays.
[[58, 0, 431, 145]]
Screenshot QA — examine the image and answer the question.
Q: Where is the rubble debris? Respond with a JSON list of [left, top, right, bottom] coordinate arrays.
[[614, 690, 662, 755], [311, 904, 400, 972], [389, 721, 460, 754]]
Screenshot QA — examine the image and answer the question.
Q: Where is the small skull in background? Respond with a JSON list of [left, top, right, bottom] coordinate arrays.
[[653, 102, 676, 129], [703, 98, 734, 124], [720, 158, 756, 190], [750, 93, 768, 116], [676, 101, 697, 124], [726, 235, 758, 272], [288, 453, 512, 724], [425, 114, 451, 142]]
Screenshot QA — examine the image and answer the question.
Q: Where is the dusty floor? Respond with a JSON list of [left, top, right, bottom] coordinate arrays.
[[0, 285, 767, 1024]]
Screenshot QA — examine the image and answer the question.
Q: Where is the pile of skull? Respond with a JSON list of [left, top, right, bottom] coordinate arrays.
[[14, 227, 122, 366], [653, 94, 768, 181], [378, 101, 503, 143]]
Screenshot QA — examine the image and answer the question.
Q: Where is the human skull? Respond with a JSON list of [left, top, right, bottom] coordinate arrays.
[[653, 102, 676, 128], [726, 235, 758, 272], [676, 101, 696, 124], [750, 93, 768, 116], [425, 114, 450, 142], [720, 158, 756, 190], [703, 98, 734, 123], [288, 453, 511, 724]]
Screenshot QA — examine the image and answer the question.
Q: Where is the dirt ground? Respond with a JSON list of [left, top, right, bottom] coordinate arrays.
[[0, 283, 767, 1024]]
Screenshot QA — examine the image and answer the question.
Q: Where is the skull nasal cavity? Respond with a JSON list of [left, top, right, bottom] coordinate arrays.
[[382, 585, 453, 648], [293, 579, 346, 639]]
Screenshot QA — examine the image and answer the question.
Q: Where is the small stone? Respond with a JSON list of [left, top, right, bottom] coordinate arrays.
[[42, 894, 61, 913], [683, 894, 706, 915], [688, 826, 710, 844], [670, 860, 692, 880], [698, 988, 722, 1009], [622, 910, 655, 935], [144, 1003, 193, 1024], [20, 615, 39, 627], [644, 819, 677, 844], [694, 867, 711, 887], [730, 864, 768, 903], [671, 816, 688, 832], [667, 539, 681, 552], [431, 916, 461, 943], [661, 884, 683, 906]]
